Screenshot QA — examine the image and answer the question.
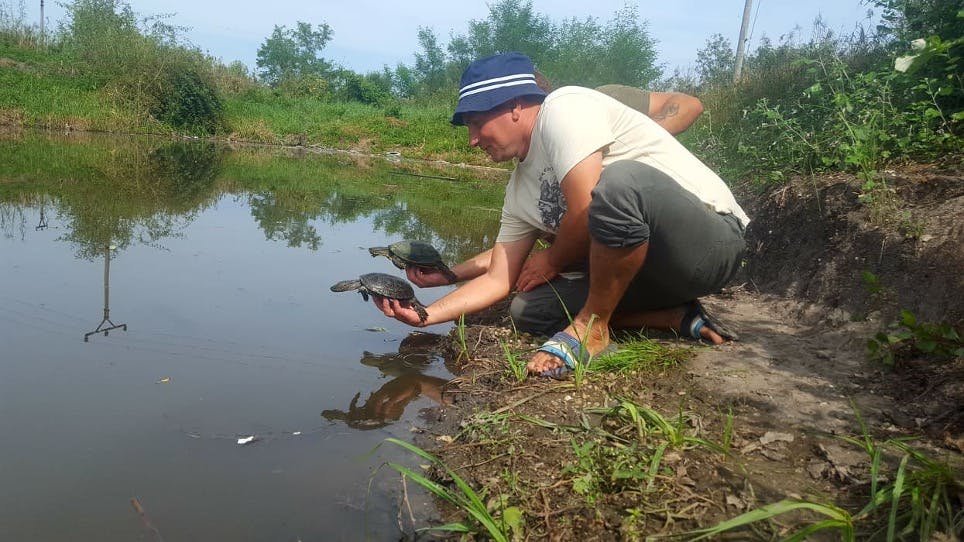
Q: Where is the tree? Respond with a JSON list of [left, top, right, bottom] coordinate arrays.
[[449, 0, 553, 63], [695, 33, 735, 87], [548, 17, 603, 87], [595, 4, 660, 88], [413, 26, 449, 94], [256, 21, 333, 86]]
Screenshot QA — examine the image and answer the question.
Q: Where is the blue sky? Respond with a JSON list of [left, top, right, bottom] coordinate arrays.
[[22, 0, 879, 76]]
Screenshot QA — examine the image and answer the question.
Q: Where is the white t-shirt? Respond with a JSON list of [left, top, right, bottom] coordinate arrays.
[[496, 86, 750, 243]]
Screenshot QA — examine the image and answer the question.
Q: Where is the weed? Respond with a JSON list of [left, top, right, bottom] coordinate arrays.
[[378, 438, 511, 542], [839, 404, 964, 540], [455, 313, 469, 363], [456, 410, 512, 442], [867, 309, 964, 367], [597, 399, 727, 455], [694, 406, 963, 540], [570, 314, 598, 387], [687, 499, 856, 541], [589, 334, 691, 374], [500, 339, 527, 383]]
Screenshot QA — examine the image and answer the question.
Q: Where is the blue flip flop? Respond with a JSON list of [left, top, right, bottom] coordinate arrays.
[[536, 331, 590, 379], [681, 300, 738, 342]]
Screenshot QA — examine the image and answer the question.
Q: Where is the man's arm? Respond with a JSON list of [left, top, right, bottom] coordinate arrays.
[[379, 236, 536, 326], [647, 91, 704, 135], [514, 151, 603, 292], [407, 247, 493, 287]]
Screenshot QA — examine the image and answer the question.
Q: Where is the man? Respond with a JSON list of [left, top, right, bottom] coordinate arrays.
[[374, 52, 748, 378]]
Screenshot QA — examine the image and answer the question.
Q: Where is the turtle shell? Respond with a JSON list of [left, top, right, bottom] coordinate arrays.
[[368, 241, 458, 283], [359, 272, 416, 300], [329, 272, 429, 323]]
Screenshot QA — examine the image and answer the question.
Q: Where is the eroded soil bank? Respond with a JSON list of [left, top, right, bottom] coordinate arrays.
[[399, 165, 963, 540]]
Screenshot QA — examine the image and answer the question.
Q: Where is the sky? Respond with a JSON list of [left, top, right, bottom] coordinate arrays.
[[22, 0, 880, 76]]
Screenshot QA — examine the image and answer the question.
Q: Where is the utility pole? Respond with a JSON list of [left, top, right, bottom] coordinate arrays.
[[733, 0, 753, 83], [40, 0, 45, 44]]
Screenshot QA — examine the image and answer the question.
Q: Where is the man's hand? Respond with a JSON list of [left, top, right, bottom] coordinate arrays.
[[372, 295, 428, 327], [406, 266, 452, 288], [515, 250, 558, 292]]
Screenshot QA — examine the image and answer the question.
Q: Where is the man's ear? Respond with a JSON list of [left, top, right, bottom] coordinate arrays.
[[510, 100, 523, 120]]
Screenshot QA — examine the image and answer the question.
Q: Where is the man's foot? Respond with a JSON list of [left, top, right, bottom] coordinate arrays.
[[527, 322, 610, 376], [678, 300, 737, 344]]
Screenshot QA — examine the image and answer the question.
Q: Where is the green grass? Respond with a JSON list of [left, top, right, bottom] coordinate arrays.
[[378, 437, 514, 541], [220, 94, 481, 164], [590, 334, 692, 375]]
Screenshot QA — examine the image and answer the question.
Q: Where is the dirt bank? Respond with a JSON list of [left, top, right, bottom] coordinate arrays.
[[399, 165, 963, 540]]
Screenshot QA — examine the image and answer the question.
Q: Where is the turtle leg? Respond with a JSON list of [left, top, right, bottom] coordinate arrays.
[[411, 299, 429, 323]]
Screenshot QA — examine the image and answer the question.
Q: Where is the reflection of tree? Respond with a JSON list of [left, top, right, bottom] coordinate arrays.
[[247, 192, 324, 250], [148, 140, 223, 203], [53, 140, 225, 260], [371, 203, 435, 242], [1, 133, 502, 265]]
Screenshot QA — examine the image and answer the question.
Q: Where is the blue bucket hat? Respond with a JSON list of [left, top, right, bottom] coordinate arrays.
[[451, 52, 547, 126]]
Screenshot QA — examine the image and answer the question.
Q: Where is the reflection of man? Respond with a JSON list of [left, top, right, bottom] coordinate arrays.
[[321, 373, 450, 430]]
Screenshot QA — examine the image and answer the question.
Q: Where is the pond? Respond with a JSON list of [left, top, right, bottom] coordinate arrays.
[[0, 131, 505, 540]]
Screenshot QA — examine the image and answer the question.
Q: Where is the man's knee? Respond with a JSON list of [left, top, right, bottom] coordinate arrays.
[[589, 162, 663, 248], [509, 291, 561, 337], [509, 280, 587, 337]]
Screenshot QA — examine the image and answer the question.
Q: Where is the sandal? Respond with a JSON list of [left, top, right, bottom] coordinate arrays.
[[681, 300, 738, 342], [535, 331, 590, 379]]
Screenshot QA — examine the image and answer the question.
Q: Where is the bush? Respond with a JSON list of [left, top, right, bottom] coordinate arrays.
[[149, 66, 223, 133], [60, 0, 224, 133], [687, 15, 962, 186]]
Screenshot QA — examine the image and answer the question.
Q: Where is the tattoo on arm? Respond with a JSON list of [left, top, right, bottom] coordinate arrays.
[[651, 103, 679, 121]]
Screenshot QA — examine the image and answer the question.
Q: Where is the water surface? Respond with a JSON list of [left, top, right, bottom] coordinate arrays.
[[0, 132, 504, 540]]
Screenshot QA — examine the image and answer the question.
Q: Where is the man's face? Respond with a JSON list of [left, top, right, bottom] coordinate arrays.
[[462, 102, 522, 162]]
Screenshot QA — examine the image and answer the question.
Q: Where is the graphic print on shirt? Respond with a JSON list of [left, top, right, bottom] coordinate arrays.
[[536, 167, 566, 231]]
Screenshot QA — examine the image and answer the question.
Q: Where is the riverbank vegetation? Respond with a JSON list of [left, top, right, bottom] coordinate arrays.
[[1, 0, 960, 176]]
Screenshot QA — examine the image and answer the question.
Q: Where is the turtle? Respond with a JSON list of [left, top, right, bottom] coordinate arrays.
[[330, 272, 429, 323], [368, 240, 458, 284]]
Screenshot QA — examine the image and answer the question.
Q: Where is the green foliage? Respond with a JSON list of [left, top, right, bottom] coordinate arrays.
[[0, 0, 42, 48], [378, 438, 512, 541], [688, 12, 962, 186], [500, 339, 528, 383], [589, 334, 690, 375], [688, 499, 856, 541], [54, 0, 224, 134], [329, 69, 392, 106], [695, 33, 735, 87], [693, 409, 963, 540], [867, 310, 964, 367], [402, 0, 662, 95], [149, 67, 223, 133], [255, 21, 333, 86]]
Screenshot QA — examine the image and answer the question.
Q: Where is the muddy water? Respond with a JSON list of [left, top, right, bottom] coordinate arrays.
[[0, 133, 503, 540]]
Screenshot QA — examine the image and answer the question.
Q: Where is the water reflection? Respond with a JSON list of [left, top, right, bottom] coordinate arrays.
[[35, 196, 49, 231], [148, 140, 223, 200], [323, 332, 454, 430], [83, 244, 128, 342], [0, 131, 502, 541]]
